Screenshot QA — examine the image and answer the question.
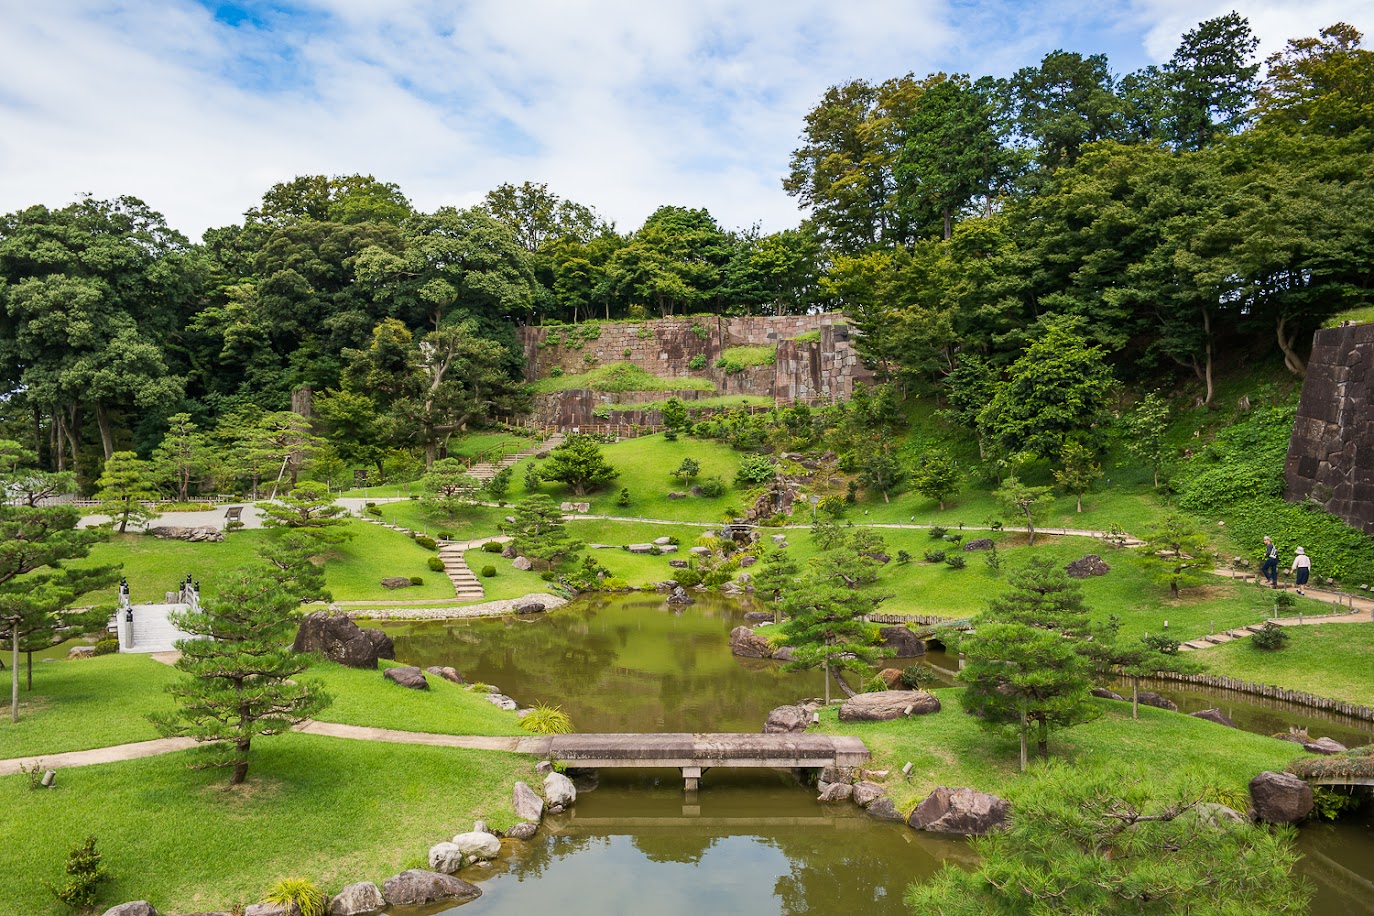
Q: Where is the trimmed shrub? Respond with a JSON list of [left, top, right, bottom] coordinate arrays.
[[674, 568, 703, 588], [93, 638, 119, 656], [929, 526, 948, 539], [735, 454, 776, 485], [414, 535, 437, 550], [697, 476, 726, 498], [408, 576, 424, 586], [945, 554, 967, 569], [427, 557, 445, 572], [46, 835, 108, 910], [896, 550, 912, 565], [924, 549, 947, 564], [481, 565, 497, 578], [1250, 621, 1290, 651], [436, 530, 453, 540], [482, 541, 504, 553]]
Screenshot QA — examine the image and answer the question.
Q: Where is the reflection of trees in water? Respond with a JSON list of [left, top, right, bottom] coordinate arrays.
[[770, 824, 949, 916], [630, 833, 718, 864]]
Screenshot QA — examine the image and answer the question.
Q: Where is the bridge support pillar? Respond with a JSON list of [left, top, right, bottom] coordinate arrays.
[[682, 767, 702, 791]]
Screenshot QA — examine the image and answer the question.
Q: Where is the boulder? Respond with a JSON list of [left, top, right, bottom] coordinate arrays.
[[501, 544, 517, 558], [68, 645, 97, 659], [101, 904, 159, 916], [908, 787, 1011, 836], [739, 555, 758, 568], [1304, 737, 1348, 755], [1194, 803, 1247, 828], [381, 870, 481, 907], [425, 666, 464, 684], [878, 625, 926, 657], [729, 626, 773, 658], [1064, 555, 1111, 578], [428, 841, 465, 873], [294, 612, 395, 669], [743, 611, 774, 623], [514, 599, 547, 615], [772, 534, 788, 545], [627, 543, 655, 554], [862, 552, 891, 564], [383, 666, 428, 690], [147, 525, 224, 543], [866, 797, 903, 820], [668, 559, 689, 569], [243, 906, 290, 916], [667, 586, 695, 605], [514, 781, 544, 821], [485, 693, 518, 711], [962, 538, 995, 551], [381, 576, 414, 589], [1249, 771, 1314, 824], [689, 546, 712, 557], [817, 782, 853, 802], [1090, 687, 1125, 701], [654, 536, 673, 545], [1272, 727, 1309, 744], [762, 704, 810, 734], [838, 690, 940, 722], [770, 645, 795, 662], [851, 782, 886, 807], [452, 831, 502, 860], [329, 881, 386, 916], [876, 668, 904, 688], [512, 556, 533, 571], [667, 492, 686, 500], [507, 822, 539, 840], [545, 771, 577, 807], [1189, 708, 1239, 729], [1136, 691, 1178, 712]]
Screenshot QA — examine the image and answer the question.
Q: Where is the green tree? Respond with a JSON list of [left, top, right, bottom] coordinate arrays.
[[995, 477, 1054, 546], [675, 457, 700, 486], [753, 548, 800, 624], [509, 495, 583, 568], [1086, 616, 1202, 719], [539, 434, 619, 496], [1139, 514, 1216, 598], [94, 451, 160, 534], [420, 458, 481, 521], [257, 482, 353, 603], [1161, 12, 1260, 150], [660, 397, 689, 431], [484, 465, 514, 504], [238, 411, 324, 496], [152, 413, 212, 502], [859, 447, 906, 503], [979, 318, 1115, 461], [151, 568, 331, 785], [908, 763, 1310, 913], [1009, 50, 1127, 173], [911, 448, 960, 510], [1053, 439, 1102, 513], [1126, 391, 1171, 489], [1254, 22, 1374, 138]]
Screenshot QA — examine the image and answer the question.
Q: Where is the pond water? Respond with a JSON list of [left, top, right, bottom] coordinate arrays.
[[381, 593, 1374, 915]]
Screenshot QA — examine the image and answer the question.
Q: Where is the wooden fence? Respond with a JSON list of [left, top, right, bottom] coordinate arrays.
[[1133, 670, 1374, 724]]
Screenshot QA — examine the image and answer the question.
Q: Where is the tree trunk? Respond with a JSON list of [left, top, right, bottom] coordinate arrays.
[[1018, 716, 1028, 773], [1200, 307, 1215, 407], [1037, 717, 1049, 757], [95, 402, 115, 459], [1076, 492, 1083, 512], [1276, 316, 1307, 377], [1024, 507, 1036, 546], [117, 499, 130, 534], [943, 207, 952, 242], [26, 650, 33, 691], [830, 666, 858, 698], [822, 659, 830, 705], [1131, 677, 1140, 720]]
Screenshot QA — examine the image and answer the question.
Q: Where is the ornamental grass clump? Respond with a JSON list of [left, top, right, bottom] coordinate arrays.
[[520, 703, 575, 735], [265, 877, 327, 916]]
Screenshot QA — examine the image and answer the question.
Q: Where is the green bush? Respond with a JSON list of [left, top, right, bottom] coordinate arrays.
[[549, 366, 565, 378], [408, 576, 424, 586], [929, 526, 948, 539], [93, 637, 119, 656], [674, 568, 703, 588], [945, 554, 967, 569], [688, 354, 708, 370], [1250, 621, 1290, 651], [896, 550, 912, 565], [735, 454, 776, 485], [899, 665, 937, 689], [482, 541, 504, 553], [414, 535, 437, 550], [703, 569, 732, 588], [924, 549, 947, 564], [265, 877, 327, 916], [365, 505, 382, 517], [697, 476, 726, 498], [540, 571, 557, 582], [436, 530, 453, 540], [481, 565, 497, 578], [427, 557, 445, 572], [46, 835, 108, 910], [520, 702, 575, 734]]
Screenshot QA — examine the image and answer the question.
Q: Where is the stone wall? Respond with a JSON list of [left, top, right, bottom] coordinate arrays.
[[1283, 323, 1374, 533], [518, 314, 872, 429]]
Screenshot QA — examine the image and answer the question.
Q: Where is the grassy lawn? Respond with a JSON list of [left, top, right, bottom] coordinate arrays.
[[73, 521, 455, 604], [1194, 623, 1374, 708], [0, 735, 532, 915], [367, 500, 513, 541], [528, 361, 715, 393], [820, 688, 1307, 814], [309, 661, 526, 735]]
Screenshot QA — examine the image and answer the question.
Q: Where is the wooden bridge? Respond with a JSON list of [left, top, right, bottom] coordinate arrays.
[[519, 733, 870, 790]]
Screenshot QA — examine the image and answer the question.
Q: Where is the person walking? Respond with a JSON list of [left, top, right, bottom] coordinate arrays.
[[1261, 536, 1279, 587], [1290, 547, 1311, 595]]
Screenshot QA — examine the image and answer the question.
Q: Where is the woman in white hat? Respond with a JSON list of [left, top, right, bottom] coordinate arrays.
[[1289, 547, 1311, 595]]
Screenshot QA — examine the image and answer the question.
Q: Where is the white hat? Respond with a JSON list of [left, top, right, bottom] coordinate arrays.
[[1295, 547, 1305, 554]]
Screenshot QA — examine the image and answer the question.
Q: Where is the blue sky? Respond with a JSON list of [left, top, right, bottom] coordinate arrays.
[[1, 0, 1369, 240]]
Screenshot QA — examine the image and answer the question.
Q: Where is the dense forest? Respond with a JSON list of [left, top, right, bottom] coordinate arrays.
[[0, 16, 1370, 491]]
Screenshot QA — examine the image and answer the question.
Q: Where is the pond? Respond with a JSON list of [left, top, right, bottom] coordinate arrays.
[[380, 593, 1374, 915]]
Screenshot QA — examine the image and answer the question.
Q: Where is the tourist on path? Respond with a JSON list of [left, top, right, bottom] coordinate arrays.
[[1261, 536, 1279, 587], [1290, 547, 1311, 595]]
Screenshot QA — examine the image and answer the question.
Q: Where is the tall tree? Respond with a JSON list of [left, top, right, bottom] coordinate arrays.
[[509, 495, 583, 568], [152, 413, 212, 502], [1139, 515, 1215, 599], [1161, 13, 1260, 150], [257, 481, 353, 602], [1254, 23, 1374, 138], [93, 451, 160, 534], [151, 568, 331, 785], [1009, 51, 1126, 173]]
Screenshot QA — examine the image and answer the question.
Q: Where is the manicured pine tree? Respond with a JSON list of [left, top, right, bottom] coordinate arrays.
[[93, 451, 160, 534]]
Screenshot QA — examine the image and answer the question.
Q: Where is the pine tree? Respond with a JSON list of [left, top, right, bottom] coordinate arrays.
[[93, 451, 160, 534], [257, 482, 353, 602], [151, 568, 331, 785]]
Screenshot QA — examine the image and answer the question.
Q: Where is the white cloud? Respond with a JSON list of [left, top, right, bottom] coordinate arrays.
[[1, 0, 1369, 242]]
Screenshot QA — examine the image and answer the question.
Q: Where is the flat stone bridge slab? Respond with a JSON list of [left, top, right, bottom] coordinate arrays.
[[523, 733, 870, 790]]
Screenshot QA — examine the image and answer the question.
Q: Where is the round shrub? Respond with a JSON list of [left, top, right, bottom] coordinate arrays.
[[414, 535, 437, 550], [688, 354, 708, 370], [697, 476, 726, 498], [409, 576, 424, 586], [1250, 621, 1290, 651], [735, 454, 776, 485], [703, 569, 732, 588], [427, 557, 445, 572], [929, 526, 948, 539], [482, 541, 504, 553], [93, 637, 119, 656], [365, 505, 382, 517], [924, 549, 946, 564], [945, 554, 967, 569], [899, 665, 937, 689], [481, 565, 497, 578], [549, 366, 564, 378], [437, 530, 453, 540]]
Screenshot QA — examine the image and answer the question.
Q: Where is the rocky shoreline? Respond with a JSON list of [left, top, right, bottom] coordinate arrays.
[[340, 593, 569, 621]]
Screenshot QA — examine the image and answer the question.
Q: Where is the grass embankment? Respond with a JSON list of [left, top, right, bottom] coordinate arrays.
[[1193, 624, 1374, 708], [715, 345, 777, 372], [819, 689, 1307, 815], [608, 394, 775, 412], [529, 361, 715, 394], [73, 520, 455, 604], [0, 736, 530, 916]]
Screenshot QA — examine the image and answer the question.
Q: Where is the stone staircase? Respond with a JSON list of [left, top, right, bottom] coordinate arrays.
[[466, 433, 563, 483], [1180, 623, 1269, 652], [439, 539, 491, 602]]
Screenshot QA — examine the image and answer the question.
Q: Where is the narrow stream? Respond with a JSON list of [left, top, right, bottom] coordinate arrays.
[[382, 593, 1374, 915]]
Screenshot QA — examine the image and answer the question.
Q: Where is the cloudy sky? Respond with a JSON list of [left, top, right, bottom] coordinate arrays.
[[1, 1, 1369, 241]]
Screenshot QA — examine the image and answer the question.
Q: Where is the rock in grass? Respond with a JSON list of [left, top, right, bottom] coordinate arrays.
[[1189, 708, 1238, 728], [429, 841, 465, 873], [383, 666, 428, 689], [101, 904, 159, 916], [838, 690, 940, 722], [382, 870, 481, 906], [908, 786, 1010, 836], [330, 881, 386, 916], [1249, 771, 1314, 825]]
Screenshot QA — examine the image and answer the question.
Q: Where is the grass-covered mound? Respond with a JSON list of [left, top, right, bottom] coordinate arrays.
[[1288, 743, 1374, 781], [1194, 624, 1374, 708], [819, 688, 1306, 814], [529, 361, 715, 394], [0, 735, 530, 915]]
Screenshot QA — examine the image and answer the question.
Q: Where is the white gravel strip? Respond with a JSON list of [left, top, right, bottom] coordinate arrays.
[[342, 592, 568, 620]]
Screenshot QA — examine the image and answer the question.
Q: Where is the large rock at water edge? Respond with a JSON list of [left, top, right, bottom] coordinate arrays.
[[426, 665, 464, 684], [1249, 771, 1314, 824], [507, 822, 539, 840], [428, 841, 465, 873], [763, 704, 811, 734], [851, 781, 886, 807], [1189, 708, 1238, 729], [838, 690, 940, 722], [383, 666, 428, 689], [817, 782, 853, 802], [730, 626, 773, 658], [294, 612, 395, 669], [330, 881, 386, 916], [514, 598, 546, 614], [382, 870, 481, 907], [908, 787, 1010, 836], [452, 830, 503, 860], [1135, 691, 1178, 712], [544, 771, 577, 807], [514, 780, 545, 821], [1091, 687, 1125, 701], [866, 796, 903, 820], [878, 625, 925, 657], [101, 904, 159, 916], [1304, 737, 1348, 755]]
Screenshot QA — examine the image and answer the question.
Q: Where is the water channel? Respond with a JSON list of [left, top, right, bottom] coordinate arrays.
[[380, 593, 1374, 915]]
